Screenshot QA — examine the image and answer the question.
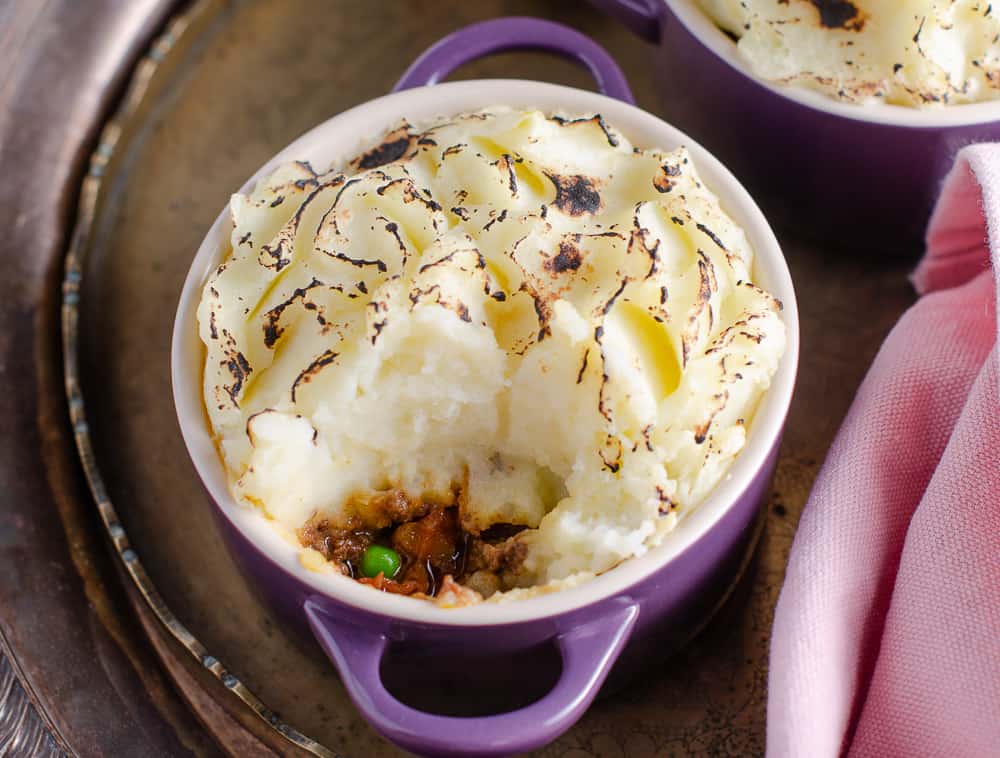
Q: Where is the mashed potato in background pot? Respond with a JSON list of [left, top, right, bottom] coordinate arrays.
[[698, 0, 1000, 106], [197, 108, 786, 606]]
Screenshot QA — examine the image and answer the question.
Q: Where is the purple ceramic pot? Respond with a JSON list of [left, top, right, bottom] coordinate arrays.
[[171, 17, 799, 758], [591, 0, 1000, 253]]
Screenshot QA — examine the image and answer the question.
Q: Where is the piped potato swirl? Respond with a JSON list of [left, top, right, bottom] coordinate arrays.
[[198, 108, 785, 602], [699, 0, 1000, 106]]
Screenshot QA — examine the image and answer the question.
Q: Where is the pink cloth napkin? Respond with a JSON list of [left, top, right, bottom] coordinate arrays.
[[767, 145, 1000, 758]]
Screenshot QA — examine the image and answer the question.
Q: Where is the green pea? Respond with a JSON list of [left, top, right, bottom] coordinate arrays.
[[360, 545, 401, 579]]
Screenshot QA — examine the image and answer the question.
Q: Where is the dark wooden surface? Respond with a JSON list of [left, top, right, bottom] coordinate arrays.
[[0, 0, 918, 756]]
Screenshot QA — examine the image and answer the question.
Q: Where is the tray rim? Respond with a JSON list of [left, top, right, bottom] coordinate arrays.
[[0, 0, 239, 754], [60, 1, 336, 755]]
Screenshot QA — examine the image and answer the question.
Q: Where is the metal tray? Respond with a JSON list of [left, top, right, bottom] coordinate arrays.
[[10, 0, 919, 755]]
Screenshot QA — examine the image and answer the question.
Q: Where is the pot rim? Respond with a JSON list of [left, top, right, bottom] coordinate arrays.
[[171, 78, 799, 627], [663, 0, 1000, 128]]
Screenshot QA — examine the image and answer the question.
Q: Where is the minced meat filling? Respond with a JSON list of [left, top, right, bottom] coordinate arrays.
[[297, 494, 527, 598]]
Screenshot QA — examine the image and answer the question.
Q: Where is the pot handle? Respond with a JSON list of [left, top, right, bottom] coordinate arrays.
[[304, 597, 638, 758], [587, 0, 662, 42], [393, 17, 635, 105]]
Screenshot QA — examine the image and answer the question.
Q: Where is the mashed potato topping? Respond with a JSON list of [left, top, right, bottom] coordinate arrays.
[[698, 0, 1000, 106], [198, 108, 785, 602]]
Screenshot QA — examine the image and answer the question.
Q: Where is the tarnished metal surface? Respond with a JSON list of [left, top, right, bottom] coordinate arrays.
[[0, 657, 63, 758], [4, 0, 918, 755]]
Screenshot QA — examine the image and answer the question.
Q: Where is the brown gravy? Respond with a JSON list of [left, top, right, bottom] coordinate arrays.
[[297, 492, 528, 598]]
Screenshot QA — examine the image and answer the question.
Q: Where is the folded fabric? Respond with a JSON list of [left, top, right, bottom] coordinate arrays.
[[767, 145, 1000, 758]]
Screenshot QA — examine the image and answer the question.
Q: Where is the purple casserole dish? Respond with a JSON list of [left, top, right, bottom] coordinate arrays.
[[171, 17, 799, 758], [591, 0, 1000, 252]]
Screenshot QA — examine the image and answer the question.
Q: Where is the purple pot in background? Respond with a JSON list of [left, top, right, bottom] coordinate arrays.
[[591, 0, 1000, 254], [173, 17, 799, 758]]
